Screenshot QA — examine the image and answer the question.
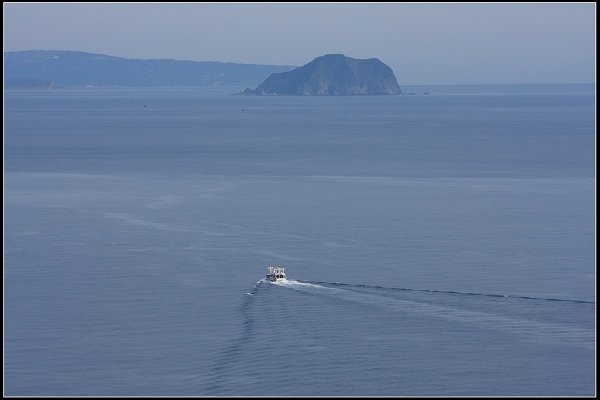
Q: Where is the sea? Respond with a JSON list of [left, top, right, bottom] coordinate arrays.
[[3, 84, 596, 396]]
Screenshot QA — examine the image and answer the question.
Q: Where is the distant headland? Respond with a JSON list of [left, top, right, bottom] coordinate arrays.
[[4, 50, 296, 88], [242, 54, 402, 96]]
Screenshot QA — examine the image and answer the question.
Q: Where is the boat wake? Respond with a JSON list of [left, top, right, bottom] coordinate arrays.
[[269, 279, 328, 289], [300, 280, 595, 305], [246, 278, 267, 295], [206, 278, 267, 394], [206, 275, 594, 395], [268, 279, 594, 350]]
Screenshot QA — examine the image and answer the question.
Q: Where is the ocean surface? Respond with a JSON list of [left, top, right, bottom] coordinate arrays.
[[4, 84, 596, 396]]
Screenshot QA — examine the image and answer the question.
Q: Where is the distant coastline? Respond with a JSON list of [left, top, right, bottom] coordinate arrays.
[[5, 50, 594, 91], [4, 50, 297, 89]]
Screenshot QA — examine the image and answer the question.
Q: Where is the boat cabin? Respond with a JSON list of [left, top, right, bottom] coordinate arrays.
[[266, 266, 287, 282]]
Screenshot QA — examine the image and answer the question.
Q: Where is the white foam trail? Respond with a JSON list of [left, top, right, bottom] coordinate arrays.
[[270, 279, 333, 290], [248, 279, 266, 291], [274, 280, 594, 349]]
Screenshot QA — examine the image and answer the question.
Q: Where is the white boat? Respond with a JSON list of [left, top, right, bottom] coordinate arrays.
[[266, 266, 287, 282]]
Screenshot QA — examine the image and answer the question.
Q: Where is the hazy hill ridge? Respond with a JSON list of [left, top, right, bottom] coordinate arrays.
[[4, 50, 296, 88]]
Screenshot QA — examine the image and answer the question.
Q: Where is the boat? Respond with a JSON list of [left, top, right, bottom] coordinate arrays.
[[266, 266, 287, 282]]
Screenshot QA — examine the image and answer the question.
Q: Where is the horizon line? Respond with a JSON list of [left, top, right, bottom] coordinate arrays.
[[5, 49, 595, 87]]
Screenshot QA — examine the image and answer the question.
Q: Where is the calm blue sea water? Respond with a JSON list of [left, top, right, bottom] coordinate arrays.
[[4, 84, 596, 396]]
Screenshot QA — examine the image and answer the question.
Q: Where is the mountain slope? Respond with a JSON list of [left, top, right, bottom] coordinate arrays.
[[4, 50, 296, 87]]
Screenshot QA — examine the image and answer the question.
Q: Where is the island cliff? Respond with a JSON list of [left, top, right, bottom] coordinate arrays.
[[243, 54, 401, 96]]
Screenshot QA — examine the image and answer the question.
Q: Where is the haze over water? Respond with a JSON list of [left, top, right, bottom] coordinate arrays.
[[4, 84, 596, 395]]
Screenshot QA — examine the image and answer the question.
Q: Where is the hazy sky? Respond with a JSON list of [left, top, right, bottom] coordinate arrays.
[[3, 2, 596, 84]]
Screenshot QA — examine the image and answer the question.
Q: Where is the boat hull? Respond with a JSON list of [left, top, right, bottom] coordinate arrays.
[[266, 275, 287, 282]]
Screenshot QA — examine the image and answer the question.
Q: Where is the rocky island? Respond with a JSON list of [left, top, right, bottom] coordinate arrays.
[[243, 54, 401, 96]]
